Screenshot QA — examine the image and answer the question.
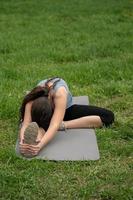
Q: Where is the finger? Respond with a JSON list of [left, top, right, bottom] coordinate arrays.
[[20, 143, 31, 147], [20, 145, 36, 151], [25, 146, 40, 151], [22, 148, 39, 154], [21, 149, 37, 155], [28, 148, 39, 154], [20, 144, 40, 153], [20, 144, 38, 149], [25, 144, 38, 148], [20, 148, 33, 154], [20, 145, 31, 151]]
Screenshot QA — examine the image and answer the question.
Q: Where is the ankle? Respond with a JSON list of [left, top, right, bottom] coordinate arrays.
[[59, 121, 67, 131], [63, 121, 67, 129]]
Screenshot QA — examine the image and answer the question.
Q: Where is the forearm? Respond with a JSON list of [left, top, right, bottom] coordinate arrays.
[[39, 123, 59, 148], [19, 122, 30, 141], [19, 101, 32, 141]]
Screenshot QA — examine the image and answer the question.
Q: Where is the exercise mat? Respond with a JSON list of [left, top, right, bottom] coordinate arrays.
[[16, 96, 100, 161]]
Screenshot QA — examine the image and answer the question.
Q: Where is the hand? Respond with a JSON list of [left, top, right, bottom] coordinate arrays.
[[20, 143, 42, 157]]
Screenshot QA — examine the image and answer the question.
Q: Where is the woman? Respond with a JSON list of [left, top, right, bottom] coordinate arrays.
[[19, 77, 114, 157]]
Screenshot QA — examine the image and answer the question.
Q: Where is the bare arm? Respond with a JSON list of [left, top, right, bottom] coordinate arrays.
[[19, 101, 33, 143], [39, 87, 67, 148]]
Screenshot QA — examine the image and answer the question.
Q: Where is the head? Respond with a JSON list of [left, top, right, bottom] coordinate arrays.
[[31, 96, 53, 131], [20, 85, 53, 131]]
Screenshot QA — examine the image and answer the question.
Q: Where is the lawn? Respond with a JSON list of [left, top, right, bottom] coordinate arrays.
[[0, 0, 133, 199]]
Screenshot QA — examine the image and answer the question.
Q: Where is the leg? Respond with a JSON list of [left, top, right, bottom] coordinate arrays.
[[23, 123, 45, 144], [64, 104, 114, 128], [21, 123, 45, 158], [64, 116, 102, 129]]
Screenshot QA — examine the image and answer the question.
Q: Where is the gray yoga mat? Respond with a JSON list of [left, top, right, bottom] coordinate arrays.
[[16, 96, 100, 161]]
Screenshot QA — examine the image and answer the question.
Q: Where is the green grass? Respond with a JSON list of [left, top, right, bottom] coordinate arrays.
[[0, 0, 133, 199]]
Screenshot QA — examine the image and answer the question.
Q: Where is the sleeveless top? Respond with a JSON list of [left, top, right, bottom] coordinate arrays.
[[37, 78, 73, 109]]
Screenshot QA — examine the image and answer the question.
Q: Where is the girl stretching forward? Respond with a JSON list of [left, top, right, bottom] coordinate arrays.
[[19, 77, 114, 157]]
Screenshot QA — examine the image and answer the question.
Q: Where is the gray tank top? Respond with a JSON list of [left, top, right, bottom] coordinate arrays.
[[37, 78, 73, 109]]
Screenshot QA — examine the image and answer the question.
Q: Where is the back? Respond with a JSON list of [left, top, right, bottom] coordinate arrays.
[[37, 78, 73, 109]]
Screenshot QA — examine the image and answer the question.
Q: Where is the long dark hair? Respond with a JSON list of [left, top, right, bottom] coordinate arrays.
[[20, 85, 54, 131], [31, 96, 53, 131]]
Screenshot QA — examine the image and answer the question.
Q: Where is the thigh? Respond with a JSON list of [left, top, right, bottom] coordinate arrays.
[[64, 104, 104, 120], [64, 104, 114, 126]]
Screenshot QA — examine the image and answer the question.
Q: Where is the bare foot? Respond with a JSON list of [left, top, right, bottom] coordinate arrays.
[[36, 127, 45, 143]]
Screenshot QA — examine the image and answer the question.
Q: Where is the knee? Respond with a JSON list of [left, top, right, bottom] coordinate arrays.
[[105, 110, 115, 126], [102, 110, 115, 127]]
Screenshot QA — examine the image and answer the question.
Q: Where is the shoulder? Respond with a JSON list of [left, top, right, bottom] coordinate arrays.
[[54, 87, 67, 98], [53, 87, 67, 109], [37, 79, 47, 86]]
